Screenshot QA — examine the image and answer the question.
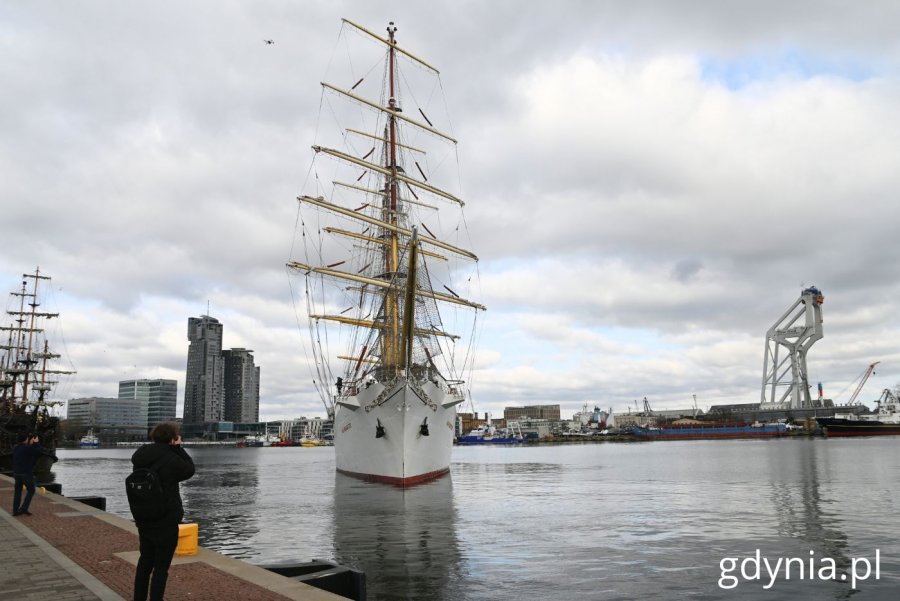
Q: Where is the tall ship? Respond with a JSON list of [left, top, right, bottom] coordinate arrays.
[[288, 20, 484, 486], [1, 268, 75, 475], [816, 388, 900, 436]]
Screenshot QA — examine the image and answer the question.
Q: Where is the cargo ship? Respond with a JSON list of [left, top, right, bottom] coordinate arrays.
[[816, 389, 900, 437], [630, 422, 787, 440]]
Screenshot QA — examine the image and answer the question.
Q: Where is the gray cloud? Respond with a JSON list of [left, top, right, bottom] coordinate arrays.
[[3, 1, 900, 420]]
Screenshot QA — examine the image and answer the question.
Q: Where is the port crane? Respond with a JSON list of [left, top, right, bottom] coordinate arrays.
[[876, 387, 897, 402], [846, 361, 880, 405], [876, 388, 898, 412], [760, 286, 824, 409]]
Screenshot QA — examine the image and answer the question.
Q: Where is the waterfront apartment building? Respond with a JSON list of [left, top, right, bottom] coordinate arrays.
[[503, 404, 561, 421], [183, 315, 225, 424], [222, 348, 260, 423], [271, 416, 329, 441], [118, 379, 177, 428]]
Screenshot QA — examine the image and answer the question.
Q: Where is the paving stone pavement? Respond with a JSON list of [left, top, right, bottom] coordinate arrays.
[[0, 476, 344, 601], [0, 506, 110, 601]]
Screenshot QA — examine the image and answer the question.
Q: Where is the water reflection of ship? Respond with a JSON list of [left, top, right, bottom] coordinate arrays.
[[332, 473, 461, 601]]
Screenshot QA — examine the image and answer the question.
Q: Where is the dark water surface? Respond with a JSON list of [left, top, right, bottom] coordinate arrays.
[[53, 438, 900, 600]]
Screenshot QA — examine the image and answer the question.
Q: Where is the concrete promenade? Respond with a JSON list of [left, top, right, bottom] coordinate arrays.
[[0, 475, 344, 601]]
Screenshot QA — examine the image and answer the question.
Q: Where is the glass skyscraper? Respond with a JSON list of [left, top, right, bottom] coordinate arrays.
[[118, 379, 177, 427]]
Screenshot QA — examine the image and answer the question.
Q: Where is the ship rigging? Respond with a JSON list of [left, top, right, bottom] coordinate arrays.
[[288, 19, 484, 485], [1, 268, 75, 473]]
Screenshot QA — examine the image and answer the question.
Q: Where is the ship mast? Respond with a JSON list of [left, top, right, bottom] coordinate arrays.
[[384, 21, 401, 377], [21, 268, 51, 404], [400, 228, 420, 372], [0, 280, 29, 413], [0, 268, 72, 416], [290, 19, 485, 400]]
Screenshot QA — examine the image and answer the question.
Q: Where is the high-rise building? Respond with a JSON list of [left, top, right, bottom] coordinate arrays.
[[119, 379, 177, 427], [222, 348, 260, 423], [183, 315, 224, 424]]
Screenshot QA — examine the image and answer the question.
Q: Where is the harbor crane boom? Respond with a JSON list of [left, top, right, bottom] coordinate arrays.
[[760, 286, 824, 409], [848, 361, 880, 405]]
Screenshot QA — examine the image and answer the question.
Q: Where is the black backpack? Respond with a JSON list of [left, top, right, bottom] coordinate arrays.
[[125, 453, 175, 522]]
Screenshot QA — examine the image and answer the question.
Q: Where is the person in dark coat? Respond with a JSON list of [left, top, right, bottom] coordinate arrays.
[[131, 421, 195, 601], [11, 432, 45, 516]]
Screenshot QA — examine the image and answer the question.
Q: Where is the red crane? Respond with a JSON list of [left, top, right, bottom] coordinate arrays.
[[848, 361, 880, 405]]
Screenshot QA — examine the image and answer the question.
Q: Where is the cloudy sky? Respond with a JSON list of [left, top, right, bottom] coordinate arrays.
[[4, 1, 900, 421]]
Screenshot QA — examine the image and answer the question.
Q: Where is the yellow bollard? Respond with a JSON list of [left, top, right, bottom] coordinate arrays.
[[39, 487, 47, 495], [175, 523, 198, 556]]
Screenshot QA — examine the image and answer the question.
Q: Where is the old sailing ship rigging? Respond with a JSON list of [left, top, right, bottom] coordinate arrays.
[[1, 268, 75, 475], [288, 19, 484, 486]]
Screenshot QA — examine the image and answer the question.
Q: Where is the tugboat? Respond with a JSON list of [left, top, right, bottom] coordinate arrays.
[[817, 389, 900, 436], [1, 268, 75, 475], [288, 19, 484, 486]]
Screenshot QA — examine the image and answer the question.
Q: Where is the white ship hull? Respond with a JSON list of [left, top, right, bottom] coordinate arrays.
[[334, 376, 463, 486]]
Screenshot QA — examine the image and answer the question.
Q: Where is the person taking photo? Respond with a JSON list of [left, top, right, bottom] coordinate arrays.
[[130, 422, 195, 601]]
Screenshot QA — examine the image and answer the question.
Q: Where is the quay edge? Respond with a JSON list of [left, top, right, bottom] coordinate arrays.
[[0, 474, 349, 601]]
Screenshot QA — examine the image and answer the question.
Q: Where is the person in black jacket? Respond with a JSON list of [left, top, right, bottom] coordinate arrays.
[[131, 421, 195, 601], [11, 432, 45, 516]]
